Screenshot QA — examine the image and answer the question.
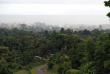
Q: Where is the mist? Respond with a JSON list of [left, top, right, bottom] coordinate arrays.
[[0, 15, 110, 25]]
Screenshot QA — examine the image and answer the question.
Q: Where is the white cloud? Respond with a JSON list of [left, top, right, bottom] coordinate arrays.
[[0, 0, 105, 4], [0, 4, 109, 15], [0, 0, 109, 25]]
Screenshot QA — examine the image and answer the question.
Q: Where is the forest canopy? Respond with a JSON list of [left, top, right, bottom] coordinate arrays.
[[0, 26, 110, 74]]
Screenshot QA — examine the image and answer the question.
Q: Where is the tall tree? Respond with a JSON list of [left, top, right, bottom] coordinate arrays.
[[104, 0, 110, 18]]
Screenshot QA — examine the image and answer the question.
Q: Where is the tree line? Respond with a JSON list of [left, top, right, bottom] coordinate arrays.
[[0, 26, 110, 74]]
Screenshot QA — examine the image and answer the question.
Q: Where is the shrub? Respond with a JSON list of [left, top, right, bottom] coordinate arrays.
[[47, 61, 54, 69], [57, 66, 65, 74]]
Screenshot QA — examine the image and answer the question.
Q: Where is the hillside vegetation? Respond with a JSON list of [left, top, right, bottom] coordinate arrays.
[[0, 27, 110, 74]]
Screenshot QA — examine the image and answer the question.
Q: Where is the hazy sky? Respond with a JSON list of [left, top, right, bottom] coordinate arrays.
[[0, 0, 109, 15], [0, 0, 107, 4], [0, 0, 110, 25]]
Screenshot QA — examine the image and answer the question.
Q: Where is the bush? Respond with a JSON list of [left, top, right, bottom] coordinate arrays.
[[66, 69, 81, 74], [47, 61, 54, 69], [74, 71, 82, 74], [57, 66, 65, 74]]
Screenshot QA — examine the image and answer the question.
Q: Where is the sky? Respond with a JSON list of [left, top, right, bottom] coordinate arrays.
[[0, 0, 107, 4], [0, 0, 110, 25]]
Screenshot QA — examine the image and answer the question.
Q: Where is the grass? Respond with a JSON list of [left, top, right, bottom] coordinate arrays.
[[30, 67, 38, 74], [66, 69, 79, 74], [46, 69, 56, 74], [14, 68, 38, 74], [45, 67, 53, 74], [14, 70, 28, 74]]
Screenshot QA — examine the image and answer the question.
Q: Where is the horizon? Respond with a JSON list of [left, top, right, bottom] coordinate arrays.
[[0, 15, 110, 26], [0, 0, 110, 26]]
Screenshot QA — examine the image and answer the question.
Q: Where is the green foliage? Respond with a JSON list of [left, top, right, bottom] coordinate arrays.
[[47, 61, 54, 69], [66, 69, 81, 74], [104, 0, 110, 18], [0, 46, 10, 57], [57, 66, 65, 74], [80, 61, 96, 74], [0, 59, 12, 74], [104, 0, 110, 7], [107, 12, 110, 18], [14, 70, 28, 74], [1, 27, 110, 74]]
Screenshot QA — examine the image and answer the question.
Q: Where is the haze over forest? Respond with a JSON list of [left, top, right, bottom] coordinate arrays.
[[0, 15, 110, 25], [0, 0, 110, 29], [1, 0, 110, 74]]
